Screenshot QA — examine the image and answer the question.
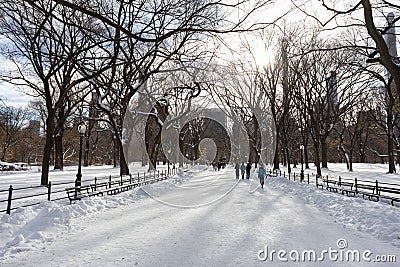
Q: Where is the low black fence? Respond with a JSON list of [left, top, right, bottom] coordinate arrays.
[[268, 169, 400, 207], [0, 168, 180, 215]]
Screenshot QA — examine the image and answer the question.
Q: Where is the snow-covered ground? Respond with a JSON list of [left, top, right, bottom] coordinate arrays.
[[0, 164, 399, 266], [0, 163, 171, 187], [0, 164, 173, 213], [277, 162, 400, 184]]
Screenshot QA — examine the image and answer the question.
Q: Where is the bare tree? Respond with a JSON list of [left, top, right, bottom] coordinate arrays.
[[289, 29, 368, 176], [292, 0, 400, 172], [0, 1, 102, 184], [0, 103, 31, 162]]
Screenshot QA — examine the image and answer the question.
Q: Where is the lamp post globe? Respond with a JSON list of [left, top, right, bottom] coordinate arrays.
[[78, 124, 87, 135]]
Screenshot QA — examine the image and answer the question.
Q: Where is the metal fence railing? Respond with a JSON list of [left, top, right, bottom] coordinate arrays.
[[0, 168, 181, 215]]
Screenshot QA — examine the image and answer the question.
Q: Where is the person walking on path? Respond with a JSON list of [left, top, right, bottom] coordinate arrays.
[[240, 163, 246, 179], [246, 162, 251, 179], [258, 163, 267, 189], [235, 163, 240, 179]]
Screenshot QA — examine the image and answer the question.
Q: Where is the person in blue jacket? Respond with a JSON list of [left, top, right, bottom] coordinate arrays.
[[258, 163, 267, 188]]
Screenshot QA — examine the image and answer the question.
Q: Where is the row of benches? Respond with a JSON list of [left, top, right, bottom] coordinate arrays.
[[316, 176, 400, 206], [65, 172, 169, 204]]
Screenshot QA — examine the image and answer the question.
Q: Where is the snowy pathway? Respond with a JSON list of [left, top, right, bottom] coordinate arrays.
[[2, 168, 399, 266]]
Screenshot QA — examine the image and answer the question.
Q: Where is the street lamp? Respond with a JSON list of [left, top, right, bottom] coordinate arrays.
[[76, 122, 87, 192], [300, 145, 305, 182]]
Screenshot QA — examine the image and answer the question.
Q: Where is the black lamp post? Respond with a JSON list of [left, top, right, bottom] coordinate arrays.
[[75, 122, 87, 190], [300, 145, 304, 182]]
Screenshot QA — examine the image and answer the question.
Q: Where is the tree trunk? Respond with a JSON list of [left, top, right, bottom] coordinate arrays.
[[304, 146, 310, 169], [360, 147, 366, 163], [282, 148, 287, 166], [41, 116, 55, 185], [150, 142, 160, 171], [119, 139, 129, 175], [273, 133, 280, 170], [54, 132, 64, 170], [388, 130, 396, 173], [397, 145, 400, 166], [1, 143, 7, 162], [285, 146, 291, 174], [249, 139, 257, 165], [141, 148, 147, 167], [113, 137, 118, 168], [387, 104, 396, 173], [338, 144, 350, 171], [313, 140, 322, 177], [321, 137, 328, 169], [349, 149, 353, 172]]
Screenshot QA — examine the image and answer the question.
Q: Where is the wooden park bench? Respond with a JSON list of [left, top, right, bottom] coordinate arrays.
[[357, 183, 379, 201], [65, 185, 103, 204], [325, 179, 340, 193], [317, 176, 340, 192], [312, 174, 400, 207], [375, 186, 400, 206], [338, 180, 355, 197], [66, 171, 173, 204], [338, 178, 376, 199], [316, 177, 325, 189], [104, 183, 134, 195], [90, 182, 108, 192]]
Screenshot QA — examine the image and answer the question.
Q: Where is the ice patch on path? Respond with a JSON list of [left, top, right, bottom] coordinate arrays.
[[266, 177, 400, 248], [0, 170, 193, 261]]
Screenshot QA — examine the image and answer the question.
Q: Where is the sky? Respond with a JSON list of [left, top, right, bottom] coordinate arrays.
[[0, 85, 33, 107], [0, 0, 398, 108], [0, 0, 296, 108]]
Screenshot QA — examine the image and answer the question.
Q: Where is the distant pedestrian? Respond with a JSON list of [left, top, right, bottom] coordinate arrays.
[[258, 163, 267, 188], [240, 163, 246, 179], [213, 162, 217, 171], [246, 162, 251, 179], [217, 162, 221, 171], [235, 163, 240, 179]]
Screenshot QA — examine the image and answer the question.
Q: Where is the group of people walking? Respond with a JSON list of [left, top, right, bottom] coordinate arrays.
[[235, 162, 267, 188], [212, 162, 225, 171]]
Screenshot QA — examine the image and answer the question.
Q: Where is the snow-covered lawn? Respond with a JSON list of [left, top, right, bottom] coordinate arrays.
[[0, 164, 171, 187], [0, 164, 172, 213], [0, 164, 399, 266], [298, 163, 400, 184]]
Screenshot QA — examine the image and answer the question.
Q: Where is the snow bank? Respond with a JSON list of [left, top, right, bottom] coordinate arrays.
[[0, 170, 193, 260], [266, 176, 400, 248], [302, 163, 400, 184]]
